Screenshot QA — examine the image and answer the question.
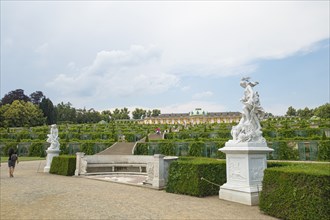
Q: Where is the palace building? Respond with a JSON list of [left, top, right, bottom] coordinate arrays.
[[139, 108, 241, 125]]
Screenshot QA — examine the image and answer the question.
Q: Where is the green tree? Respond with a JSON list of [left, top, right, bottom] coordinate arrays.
[[285, 106, 297, 117], [39, 97, 56, 125], [0, 89, 30, 106], [314, 103, 330, 119], [146, 110, 152, 117], [30, 91, 45, 105], [132, 108, 146, 119], [151, 109, 161, 117], [110, 108, 121, 120], [120, 108, 130, 119], [101, 110, 111, 122], [109, 108, 130, 120], [297, 107, 314, 118], [1, 100, 45, 127], [55, 102, 76, 123]]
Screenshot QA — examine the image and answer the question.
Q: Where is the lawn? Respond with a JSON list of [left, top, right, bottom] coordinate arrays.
[[1, 156, 45, 163]]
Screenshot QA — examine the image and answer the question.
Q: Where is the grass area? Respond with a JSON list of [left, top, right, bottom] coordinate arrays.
[[1, 156, 45, 163]]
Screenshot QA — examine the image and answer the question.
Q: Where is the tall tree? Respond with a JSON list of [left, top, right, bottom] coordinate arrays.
[[151, 109, 161, 117], [39, 97, 56, 125], [120, 108, 130, 119], [30, 91, 45, 105], [1, 100, 45, 127], [55, 102, 77, 123], [110, 108, 130, 120], [0, 89, 30, 106], [101, 110, 111, 122], [132, 108, 146, 119], [286, 106, 297, 117], [314, 103, 330, 119], [297, 107, 314, 119]]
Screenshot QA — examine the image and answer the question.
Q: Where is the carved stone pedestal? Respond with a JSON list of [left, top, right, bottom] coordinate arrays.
[[44, 149, 61, 173], [219, 141, 273, 205]]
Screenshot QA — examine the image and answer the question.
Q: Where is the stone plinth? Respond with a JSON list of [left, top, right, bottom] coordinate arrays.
[[44, 149, 61, 173], [219, 141, 273, 205]]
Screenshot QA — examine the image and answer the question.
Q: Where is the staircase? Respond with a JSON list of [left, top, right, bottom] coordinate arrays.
[[96, 142, 136, 155], [148, 133, 164, 141], [97, 133, 164, 155]]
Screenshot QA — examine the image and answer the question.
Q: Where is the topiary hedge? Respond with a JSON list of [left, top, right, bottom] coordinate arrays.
[[49, 155, 76, 176], [166, 157, 226, 197], [318, 140, 330, 161], [259, 163, 330, 220]]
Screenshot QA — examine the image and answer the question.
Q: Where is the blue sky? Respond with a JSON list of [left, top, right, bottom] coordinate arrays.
[[1, 1, 329, 116]]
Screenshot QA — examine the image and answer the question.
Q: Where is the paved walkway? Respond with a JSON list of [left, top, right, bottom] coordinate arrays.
[[0, 160, 277, 220]]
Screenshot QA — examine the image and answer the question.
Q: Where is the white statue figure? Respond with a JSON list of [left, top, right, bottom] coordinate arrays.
[[231, 77, 266, 143], [47, 124, 60, 150]]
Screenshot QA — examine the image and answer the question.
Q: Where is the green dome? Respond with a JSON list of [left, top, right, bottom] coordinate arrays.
[[189, 108, 208, 116]]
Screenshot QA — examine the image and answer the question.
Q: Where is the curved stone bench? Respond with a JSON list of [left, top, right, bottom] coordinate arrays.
[[75, 153, 178, 189]]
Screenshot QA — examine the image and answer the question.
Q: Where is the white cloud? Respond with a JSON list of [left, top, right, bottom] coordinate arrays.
[[34, 43, 49, 55], [158, 100, 227, 114], [47, 45, 179, 100], [192, 91, 213, 100], [180, 86, 191, 92]]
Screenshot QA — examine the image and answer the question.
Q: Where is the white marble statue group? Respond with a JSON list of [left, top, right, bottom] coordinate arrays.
[[231, 77, 266, 143], [47, 124, 60, 150]]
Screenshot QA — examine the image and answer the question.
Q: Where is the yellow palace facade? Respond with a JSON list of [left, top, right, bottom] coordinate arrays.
[[138, 108, 241, 125]]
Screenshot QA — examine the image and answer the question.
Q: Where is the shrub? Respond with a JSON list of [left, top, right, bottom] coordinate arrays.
[[188, 141, 204, 157], [28, 142, 46, 157], [318, 140, 330, 161], [159, 142, 176, 156], [166, 157, 226, 197], [259, 163, 330, 220], [134, 143, 148, 155], [0, 142, 18, 157], [49, 155, 76, 176]]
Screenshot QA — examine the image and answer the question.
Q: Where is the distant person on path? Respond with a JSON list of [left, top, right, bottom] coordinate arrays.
[[8, 148, 19, 177]]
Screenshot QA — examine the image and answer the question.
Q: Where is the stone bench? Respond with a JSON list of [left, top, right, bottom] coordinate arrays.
[[75, 153, 178, 189]]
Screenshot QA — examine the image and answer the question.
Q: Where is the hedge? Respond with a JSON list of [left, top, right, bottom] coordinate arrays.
[[166, 157, 226, 197], [259, 163, 330, 220], [134, 141, 226, 158], [49, 155, 76, 176], [318, 140, 330, 161]]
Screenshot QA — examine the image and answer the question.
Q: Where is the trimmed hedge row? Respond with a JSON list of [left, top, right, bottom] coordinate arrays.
[[134, 141, 226, 159], [318, 140, 330, 161], [259, 163, 330, 220], [134, 140, 330, 161], [49, 155, 76, 176], [166, 157, 226, 197], [0, 141, 114, 157]]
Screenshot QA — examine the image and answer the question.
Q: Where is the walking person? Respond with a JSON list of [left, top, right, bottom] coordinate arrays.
[[8, 148, 19, 177]]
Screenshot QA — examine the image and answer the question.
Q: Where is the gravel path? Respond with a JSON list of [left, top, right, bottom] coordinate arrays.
[[0, 160, 277, 220]]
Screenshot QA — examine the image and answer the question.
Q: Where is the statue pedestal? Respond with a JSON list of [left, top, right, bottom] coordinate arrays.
[[219, 141, 273, 205], [44, 149, 61, 173]]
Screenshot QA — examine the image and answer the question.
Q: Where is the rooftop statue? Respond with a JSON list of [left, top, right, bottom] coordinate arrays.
[[231, 77, 266, 143]]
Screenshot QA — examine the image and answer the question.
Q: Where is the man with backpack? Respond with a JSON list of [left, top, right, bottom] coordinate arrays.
[[8, 148, 19, 177]]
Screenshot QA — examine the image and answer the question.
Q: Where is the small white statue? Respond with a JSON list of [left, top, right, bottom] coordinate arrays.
[[47, 124, 60, 150], [231, 77, 266, 143]]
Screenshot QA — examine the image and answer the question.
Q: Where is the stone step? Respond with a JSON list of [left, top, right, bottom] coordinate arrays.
[[96, 142, 136, 155], [148, 133, 164, 140]]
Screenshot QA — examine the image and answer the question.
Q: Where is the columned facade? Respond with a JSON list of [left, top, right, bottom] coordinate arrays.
[[138, 108, 241, 125]]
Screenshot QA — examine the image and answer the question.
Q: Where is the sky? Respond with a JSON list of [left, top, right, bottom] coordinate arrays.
[[1, 1, 329, 116]]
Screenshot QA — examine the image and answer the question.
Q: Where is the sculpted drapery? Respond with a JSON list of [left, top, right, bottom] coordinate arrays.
[[231, 77, 266, 143]]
